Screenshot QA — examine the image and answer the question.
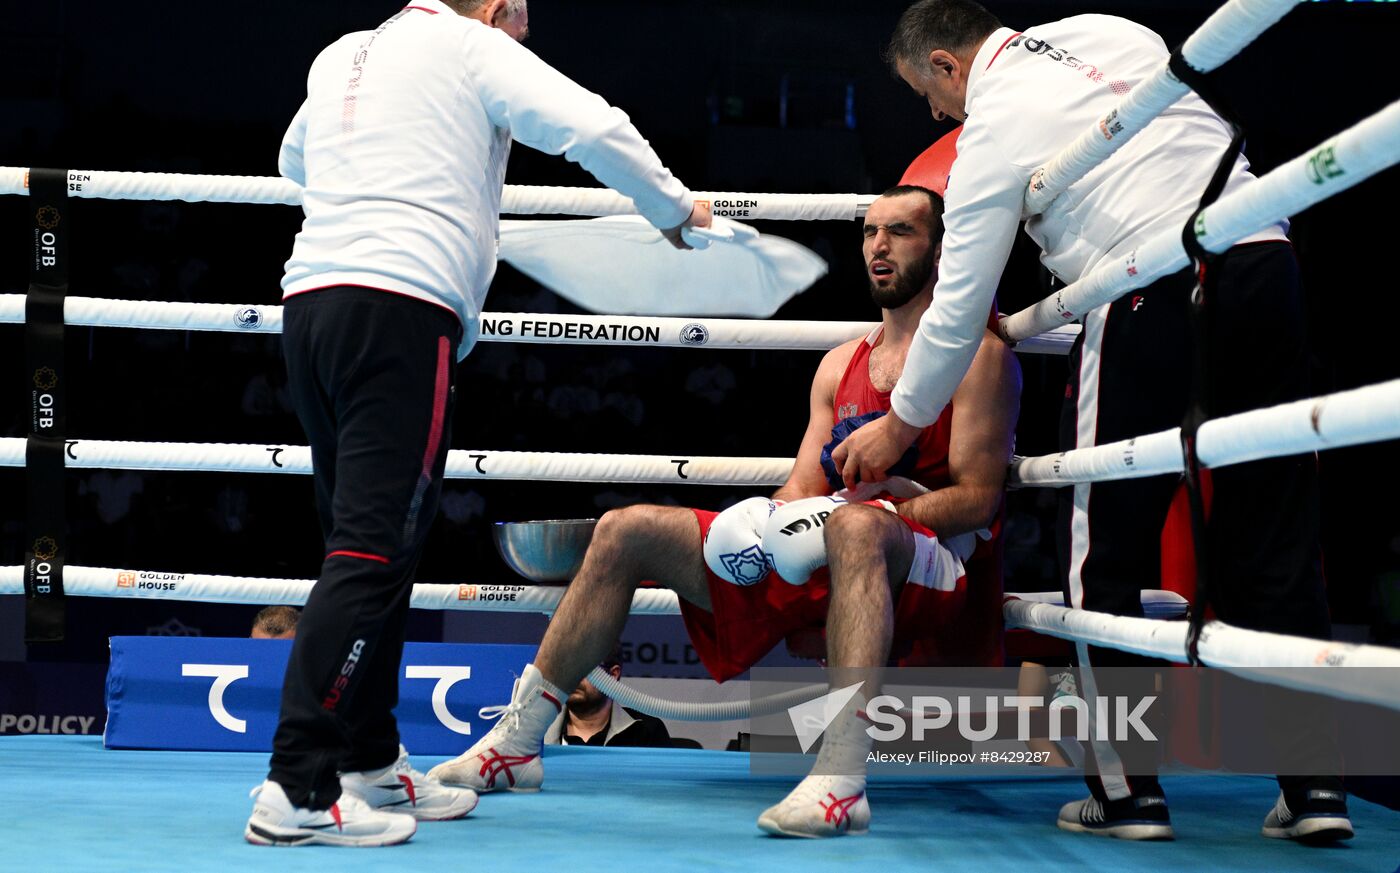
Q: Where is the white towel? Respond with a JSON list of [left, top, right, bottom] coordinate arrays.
[[497, 215, 827, 317]]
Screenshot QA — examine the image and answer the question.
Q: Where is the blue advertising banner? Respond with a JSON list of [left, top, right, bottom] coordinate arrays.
[[104, 637, 537, 754]]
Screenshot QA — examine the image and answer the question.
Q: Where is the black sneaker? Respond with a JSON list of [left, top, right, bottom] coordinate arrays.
[[1057, 794, 1174, 840], [1261, 789, 1353, 843]]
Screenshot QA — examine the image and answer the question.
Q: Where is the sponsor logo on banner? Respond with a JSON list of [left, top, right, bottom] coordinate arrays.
[[1098, 108, 1124, 141], [36, 206, 60, 230], [404, 666, 475, 734], [478, 318, 662, 344], [0, 714, 98, 735], [1305, 144, 1343, 186], [708, 199, 758, 218], [183, 664, 250, 732], [679, 323, 710, 345], [32, 536, 58, 561], [118, 571, 184, 592], [458, 585, 525, 603], [107, 639, 537, 753], [234, 306, 263, 330]]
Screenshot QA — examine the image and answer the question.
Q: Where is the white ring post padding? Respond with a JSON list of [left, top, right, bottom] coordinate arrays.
[[1023, 0, 1303, 214], [1003, 99, 1400, 343], [0, 437, 793, 485], [0, 566, 681, 615], [0, 167, 875, 220], [1004, 598, 1400, 714], [1009, 377, 1400, 487], [0, 295, 1081, 354]]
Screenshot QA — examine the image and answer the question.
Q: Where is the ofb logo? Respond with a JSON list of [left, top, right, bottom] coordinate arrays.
[[36, 206, 60, 230], [32, 536, 58, 561], [33, 367, 57, 390]]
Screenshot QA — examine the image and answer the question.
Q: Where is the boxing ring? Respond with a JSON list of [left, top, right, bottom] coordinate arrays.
[[3, 0, 1400, 867]]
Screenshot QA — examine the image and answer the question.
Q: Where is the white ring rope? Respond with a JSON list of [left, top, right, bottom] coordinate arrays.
[[2, 563, 1390, 718], [0, 565, 680, 615], [1023, 0, 1304, 214], [1010, 378, 1400, 488], [5, 377, 1392, 488], [1005, 598, 1400, 714], [0, 438, 793, 485], [0, 167, 874, 220], [1002, 99, 1400, 344], [0, 295, 1081, 355]]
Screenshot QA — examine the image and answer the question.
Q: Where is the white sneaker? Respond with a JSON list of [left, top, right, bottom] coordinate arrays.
[[341, 745, 478, 821], [757, 774, 870, 838], [244, 780, 416, 847], [427, 663, 564, 793]]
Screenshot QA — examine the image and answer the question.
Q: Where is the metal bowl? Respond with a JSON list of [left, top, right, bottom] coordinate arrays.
[[492, 519, 598, 583]]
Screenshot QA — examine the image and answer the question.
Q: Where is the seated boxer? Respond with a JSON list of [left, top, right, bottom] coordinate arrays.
[[429, 184, 1021, 837]]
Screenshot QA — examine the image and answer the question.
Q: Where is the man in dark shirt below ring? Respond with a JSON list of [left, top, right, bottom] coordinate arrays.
[[544, 653, 672, 748]]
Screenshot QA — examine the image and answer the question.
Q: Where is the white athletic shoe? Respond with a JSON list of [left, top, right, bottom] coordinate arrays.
[[341, 745, 478, 821], [244, 779, 416, 847], [757, 774, 870, 838], [427, 663, 564, 793]]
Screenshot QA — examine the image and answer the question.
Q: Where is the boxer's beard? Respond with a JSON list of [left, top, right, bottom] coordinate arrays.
[[869, 248, 936, 310]]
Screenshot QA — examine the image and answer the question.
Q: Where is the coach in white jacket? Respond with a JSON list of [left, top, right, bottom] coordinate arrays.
[[833, 0, 1348, 845], [246, 0, 707, 848]]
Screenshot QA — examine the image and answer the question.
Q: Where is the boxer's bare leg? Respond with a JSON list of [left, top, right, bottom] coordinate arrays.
[[824, 503, 914, 685], [756, 503, 913, 838], [534, 505, 711, 692]]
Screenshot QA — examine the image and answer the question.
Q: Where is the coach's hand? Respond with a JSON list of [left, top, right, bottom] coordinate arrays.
[[828, 411, 922, 491], [660, 199, 713, 250]]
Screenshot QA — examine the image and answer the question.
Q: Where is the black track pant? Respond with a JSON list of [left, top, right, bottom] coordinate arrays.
[[1056, 243, 1338, 801], [268, 287, 460, 809]]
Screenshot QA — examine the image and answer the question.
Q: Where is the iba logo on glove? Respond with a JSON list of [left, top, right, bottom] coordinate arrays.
[[775, 498, 846, 536]]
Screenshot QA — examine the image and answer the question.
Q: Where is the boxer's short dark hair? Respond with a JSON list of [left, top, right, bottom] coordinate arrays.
[[880, 184, 945, 241]]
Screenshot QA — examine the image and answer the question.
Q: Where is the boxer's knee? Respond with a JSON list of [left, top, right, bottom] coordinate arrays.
[[590, 504, 693, 572], [825, 504, 912, 587]]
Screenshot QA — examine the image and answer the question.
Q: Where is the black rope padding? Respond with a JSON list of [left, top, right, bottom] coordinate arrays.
[[1167, 47, 1249, 667], [24, 168, 70, 643]]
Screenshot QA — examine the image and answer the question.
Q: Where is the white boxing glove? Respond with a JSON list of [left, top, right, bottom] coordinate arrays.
[[703, 496, 782, 586], [762, 495, 849, 586]]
